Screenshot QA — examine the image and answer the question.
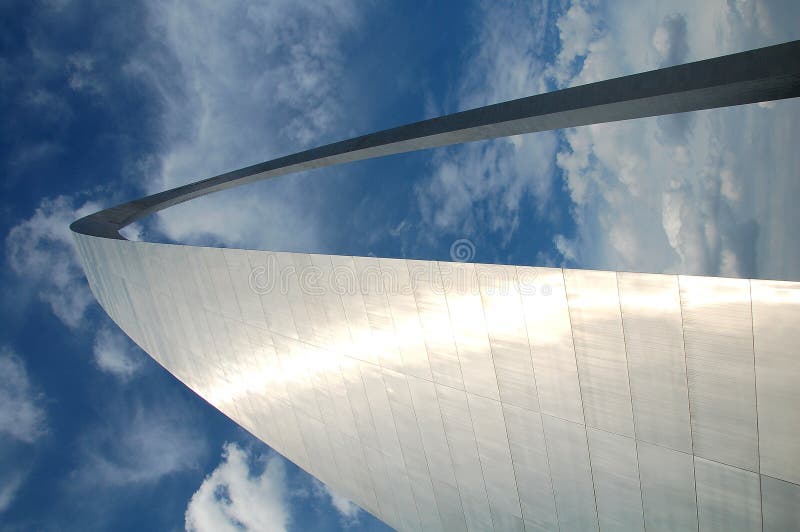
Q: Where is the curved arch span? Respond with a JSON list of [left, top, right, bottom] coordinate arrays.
[[72, 40, 799, 240]]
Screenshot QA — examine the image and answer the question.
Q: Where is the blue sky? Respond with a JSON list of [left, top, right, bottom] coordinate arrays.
[[1, 0, 798, 530]]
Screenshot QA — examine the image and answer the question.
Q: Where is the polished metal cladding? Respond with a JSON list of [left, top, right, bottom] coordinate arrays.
[[72, 42, 800, 531]]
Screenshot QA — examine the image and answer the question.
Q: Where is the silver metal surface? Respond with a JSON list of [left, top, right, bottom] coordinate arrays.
[[680, 275, 759, 471], [564, 269, 635, 437], [518, 267, 584, 424], [587, 427, 644, 531], [637, 441, 698, 532], [71, 41, 800, 531], [695, 457, 762, 532], [761, 475, 800, 532], [617, 272, 692, 453], [541, 415, 598, 531], [751, 280, 800, 484], [73, 235, 800, 532]]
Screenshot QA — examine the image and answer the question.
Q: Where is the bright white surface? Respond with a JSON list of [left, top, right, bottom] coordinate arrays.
[[75, 234, 800, 531]]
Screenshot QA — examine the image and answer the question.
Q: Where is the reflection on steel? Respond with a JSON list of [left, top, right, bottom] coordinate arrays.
[[72, 41, 800, 530]]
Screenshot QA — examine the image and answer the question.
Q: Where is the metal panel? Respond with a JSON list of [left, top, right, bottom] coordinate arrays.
[[435, 385, 493, 531], [695, 457, 761, 532], [761, 475, 800, 532], [161, 245, 204, 359], [363, 445, 401, 529], [379, 258, 433, 381], [541, 415, 598, 531], [202, 246, 241, 320], [406, 468, 444, 532], [222, 247, 267, 330], [564, 269, 635, 437], [750, 280, 800, 484], [320, 357, 358, 439], [637, 440, 698, 532], [679, 275, 759, 471], [406, 376, 457, 487], [442, 262, 501, 401], [476, 264, 539, 412], [385, 460, 423, 532], [291, 253, 334, 348], [586, 428, 644, 531], [518, 266, 584, 424], [502, 403, 558, 530], [431, 478, 467, 532], [246, 250, 299, 340], [337, 355, 380, 451], [309, 254, 354, 355], [330, 255, 377, 366], [617, 272, 692, 453], [271, 334, 321, 423], [381, 369, 429, 476], [467, 394, 522, 521], [326, 430, 374, 514], [408, 260, 465, 390], [359, 363, 403, 463], [295, 413, 339, 489], [354, 257, 403, 373], [275, 251, 316, 343]]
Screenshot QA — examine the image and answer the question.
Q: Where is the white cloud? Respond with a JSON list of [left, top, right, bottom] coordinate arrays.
[[550, 0, 800, 279], [185, 443, 290, 532], [311, 478, 361, 527], [547, 2, 598, 85], [5, 195, 99, 329], [0, 470, 25, 513], [185, 443, 364, 532], [409, 0, 799, 280], [128, 0, 363, 251], [0, 347, 47, 444], [75, 402, 205, 487], [6, 197, 147, 380], [92, 326, 142, 381], [118, 222, 143, 242], [415, 0, 559, 244], [0, 348, 46, 515]]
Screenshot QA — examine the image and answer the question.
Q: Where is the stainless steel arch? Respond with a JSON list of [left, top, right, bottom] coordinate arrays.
[[71, 40, 800, 240], [71, 41, 800, 531]]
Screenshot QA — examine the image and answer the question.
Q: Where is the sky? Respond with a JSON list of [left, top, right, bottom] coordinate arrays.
[[1, 0, 798, 530]]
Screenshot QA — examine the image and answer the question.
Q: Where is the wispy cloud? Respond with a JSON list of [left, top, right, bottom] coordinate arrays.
[[311, 478, 361, 527], [5, 195, 98, 329], [92, 326, 143, 381], [0, 347, 47, 514], [73, 400, 206, 487], [0, 470, 26, 514], [185, 443, 290, 532], [5, 195, 151, 380], [186, 442, 365, 532], [550, 0, 800, 279], [410, 0, 799, 279], [0, 347, 47, 444], [414, 0, 560, 248], [129, 0, 363, 252]]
